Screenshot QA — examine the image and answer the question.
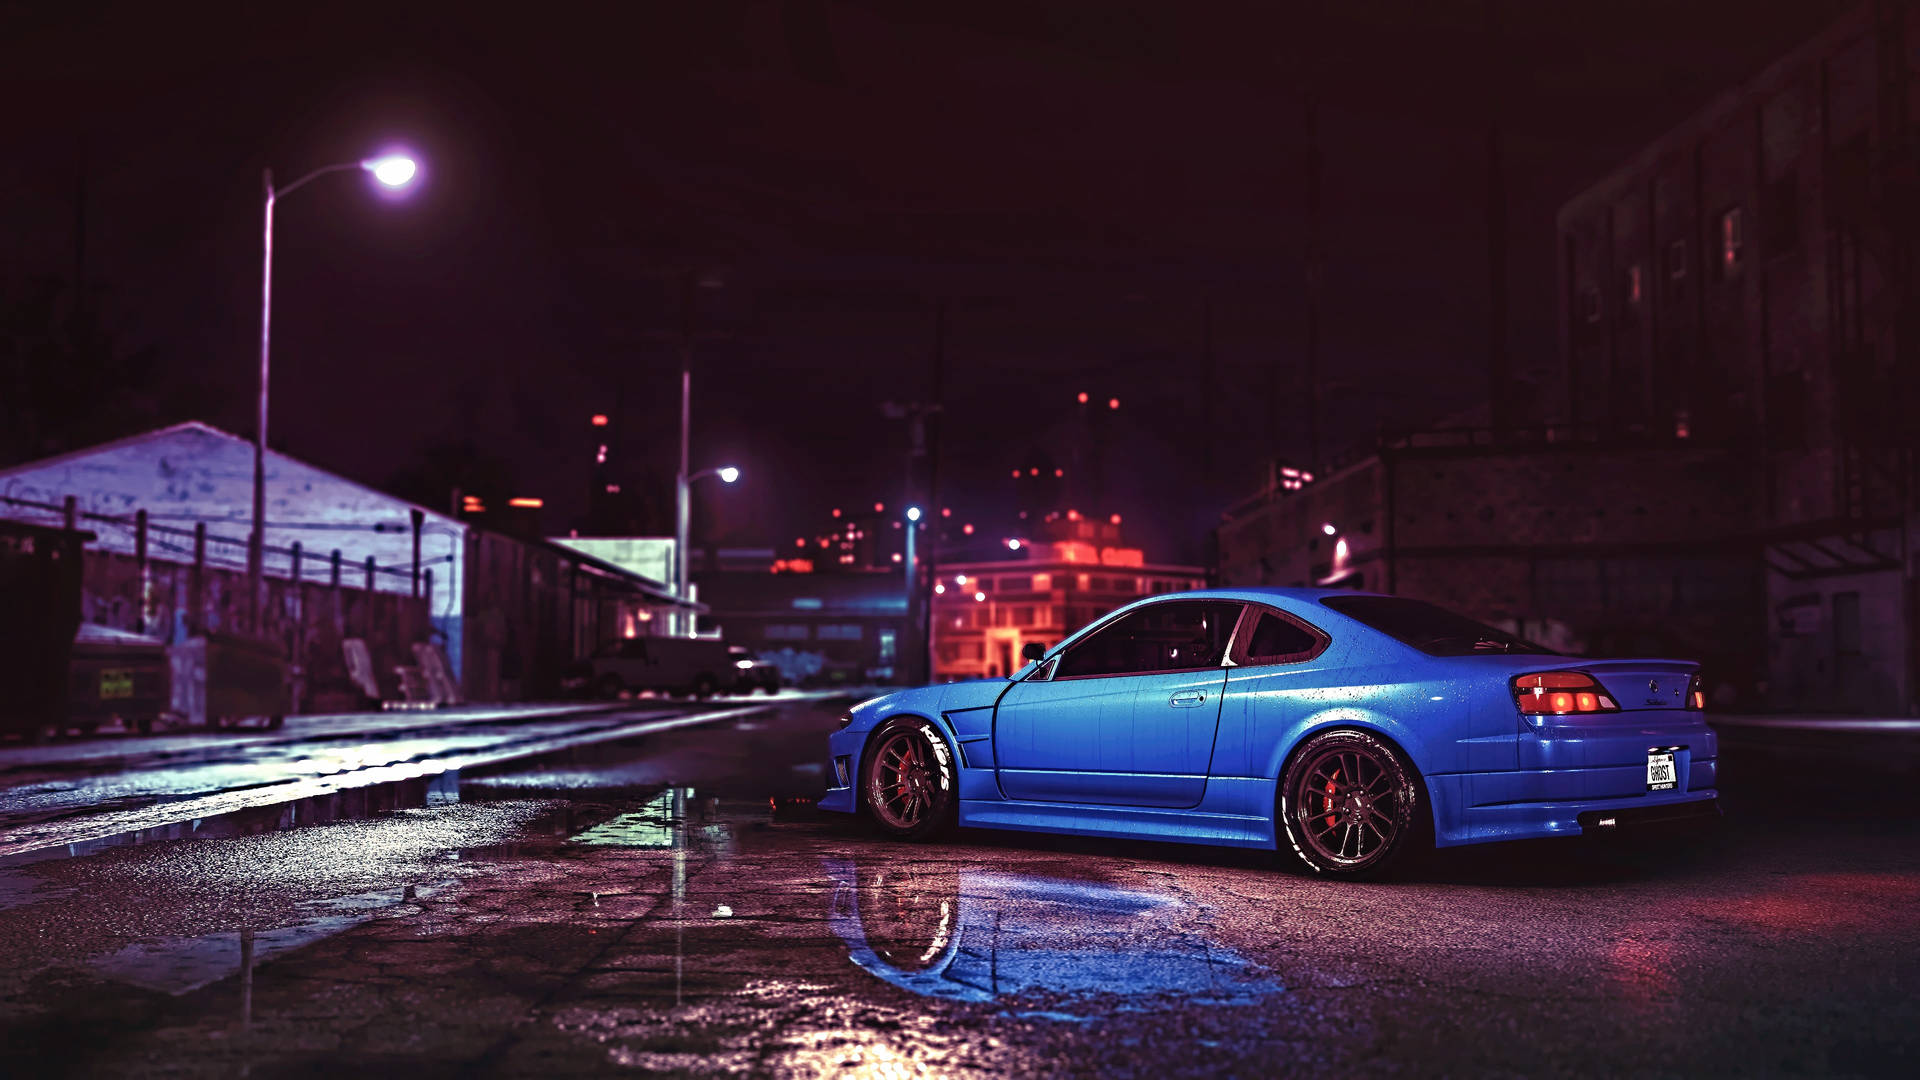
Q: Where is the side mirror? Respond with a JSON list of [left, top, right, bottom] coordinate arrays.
[[1021, 641, 1048, 662]]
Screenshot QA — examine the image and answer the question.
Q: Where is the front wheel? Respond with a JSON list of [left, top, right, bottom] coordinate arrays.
[[861, 717, 956, 841], [1278, 729, 1421, 879]]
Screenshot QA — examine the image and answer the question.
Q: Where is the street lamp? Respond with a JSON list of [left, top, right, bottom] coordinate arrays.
[[248, 151, 419, 634], [675, 464, 740, 637]]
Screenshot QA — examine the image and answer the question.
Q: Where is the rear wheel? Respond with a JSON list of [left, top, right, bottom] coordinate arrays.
[[862, 717, 956, 841], [1278, 729, 1420, 879]]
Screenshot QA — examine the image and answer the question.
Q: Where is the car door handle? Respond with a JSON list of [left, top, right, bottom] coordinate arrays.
[[1169, 690, 1206, 707]]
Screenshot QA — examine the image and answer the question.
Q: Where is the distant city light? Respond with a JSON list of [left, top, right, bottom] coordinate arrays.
[[906, 506, 922, 522], [874, 501, 884, 512], [362, 155, 417, 187], [1029, 468, 1039, 476], [941, 507, 951, 517], [974, 591, 986, 602], [1012, 469, 1021, 478], [1110, 514, 1122, 524], [1108, 397, 1120, 410], [796, 538, 806, 547], [1067, 509, 1080, 521], [595, 444, 607, 464], [832, 508, 841, 518], [934, 583, 946, 594], [718, 467, 740, 483], [1321, 522, 1337, 535], [1077, 391, 1089, 404], [962, 523, 974, 535], [1054, 468, 1063, 477], [590, 413, 609, 426], [892, 553, 903, 562], [508, 497, 543, 509], [605, 483, 620, 494], [955, 575, 967, 585], [1301, 471, 1315, 483], [1007, 539, 1021, 550]]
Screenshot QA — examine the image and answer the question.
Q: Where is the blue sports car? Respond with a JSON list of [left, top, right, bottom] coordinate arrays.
[[820, 588, 1720, 877]]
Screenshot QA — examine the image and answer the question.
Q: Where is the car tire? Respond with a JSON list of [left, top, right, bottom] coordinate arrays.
[[1277, 728, 1421, 879], [595, 674, 625, 701], [861, 716, 957, 841]]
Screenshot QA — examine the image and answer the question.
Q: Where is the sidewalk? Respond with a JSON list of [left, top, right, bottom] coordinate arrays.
[[0, 702, 622, 775], [1708, 711, 1920, 769]]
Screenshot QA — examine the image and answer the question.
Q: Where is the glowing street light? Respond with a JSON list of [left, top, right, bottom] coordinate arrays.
[[906, 506, 922, 522], [717, 466, 740, 484], [364, 155, 417, 187], [247, 146, 421, 633], [1322, 522, 1337, 536]]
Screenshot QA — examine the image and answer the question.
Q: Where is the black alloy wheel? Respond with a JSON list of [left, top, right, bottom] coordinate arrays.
[[1279, 728, 1420, 878], [862, 717, 957, 841]]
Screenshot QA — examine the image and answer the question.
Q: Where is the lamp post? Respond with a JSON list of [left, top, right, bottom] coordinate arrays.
[[248, 152, 418, 635], [904, 506, 922, 684], [675, 465, 739, 636]]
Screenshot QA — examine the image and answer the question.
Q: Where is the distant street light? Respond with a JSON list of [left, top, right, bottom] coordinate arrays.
[[904, 505, 923, 681], [677, 465, 741, 636], [248, 150, 420, 634]]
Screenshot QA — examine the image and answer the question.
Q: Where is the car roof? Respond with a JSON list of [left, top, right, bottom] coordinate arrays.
[[1128, 586, 1394, 607]]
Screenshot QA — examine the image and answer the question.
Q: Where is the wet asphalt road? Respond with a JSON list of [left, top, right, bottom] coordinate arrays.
[[1, 697, 1917, 1077]]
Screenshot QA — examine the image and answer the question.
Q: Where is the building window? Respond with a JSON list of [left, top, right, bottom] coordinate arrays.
[[1031, 573, 1053, 591], [764, 624, 809, 641], [1719, 208, 1744, 276], [999, 575, 1031, 591], [1578, 285, 1602, 324], [816, 624, 862, 641]]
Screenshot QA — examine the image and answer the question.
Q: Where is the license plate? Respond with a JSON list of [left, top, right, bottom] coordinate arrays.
[[99, 669, 134, 700], [1646, 749, 1677, 791]]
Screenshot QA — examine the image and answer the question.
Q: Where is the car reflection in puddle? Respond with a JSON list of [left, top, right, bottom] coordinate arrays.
[[824, 858, 1284, 1021]]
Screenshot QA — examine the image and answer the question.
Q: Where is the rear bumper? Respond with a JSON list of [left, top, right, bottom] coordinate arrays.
[[819, 728, 862, 814], [1577, 798, 1721, 832]]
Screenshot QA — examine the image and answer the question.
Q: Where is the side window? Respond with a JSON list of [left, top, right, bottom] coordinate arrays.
[[1242, 610, 1324, 665], [1055, 601, 1241, 679]]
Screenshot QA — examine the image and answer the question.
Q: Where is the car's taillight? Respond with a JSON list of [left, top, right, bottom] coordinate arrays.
[[1686, 672, 1705, 711], [1512, 671, 1620, 715]]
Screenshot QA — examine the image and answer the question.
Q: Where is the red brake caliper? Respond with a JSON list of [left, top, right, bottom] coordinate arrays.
[[896, 742, 916, 807], [1324, 767, 1340, 829]]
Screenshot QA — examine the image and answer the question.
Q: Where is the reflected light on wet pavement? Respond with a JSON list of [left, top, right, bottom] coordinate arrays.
[[825, 858, 1282, 1020]]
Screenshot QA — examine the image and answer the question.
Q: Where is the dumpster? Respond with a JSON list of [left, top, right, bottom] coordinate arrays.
[[173, 632, 291, 730], [0, 520, 89, 740], [69, 624, 173, 735]]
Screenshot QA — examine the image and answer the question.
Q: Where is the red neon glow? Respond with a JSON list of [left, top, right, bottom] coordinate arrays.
[[1029, 467, 1039, 476], [590, 414, 609, 426], [1012, 469, 1022, 478], [1067, 509, 1081, 521], [832, 508, 841, 518], [962, 523, 975, 535], [508, 497, 543, 508], [1107, 397, 1119, 410], [1110, 513, 1122, 524], [941, 507, 951, 517], [1054, 468, 1063, 477], [874, 501, 884, 512], [1077, 391, 1089, 404], [796, 538, 806, 547]]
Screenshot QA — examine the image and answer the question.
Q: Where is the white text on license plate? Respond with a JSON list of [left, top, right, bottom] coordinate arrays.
[[1646, 750, 1677, 791]]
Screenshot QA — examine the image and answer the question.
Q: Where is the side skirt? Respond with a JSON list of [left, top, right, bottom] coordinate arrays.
[[958, 786, 1275, 850]]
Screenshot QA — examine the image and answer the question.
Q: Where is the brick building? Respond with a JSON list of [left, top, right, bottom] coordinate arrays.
[[1221, 3, 1920, 714], [930, 517, 1206, 681]]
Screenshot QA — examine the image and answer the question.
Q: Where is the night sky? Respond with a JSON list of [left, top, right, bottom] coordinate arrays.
[[2, 0, 1856, 563]]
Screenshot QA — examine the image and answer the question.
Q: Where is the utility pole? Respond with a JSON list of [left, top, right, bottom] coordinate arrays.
[[1305, 87, 1325, 472], [1485, 0, 1511, 437], [674, 269, 694, 637]]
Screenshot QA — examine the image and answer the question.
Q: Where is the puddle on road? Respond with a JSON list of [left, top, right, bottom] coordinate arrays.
[[823, 857, 1285, 1020], [569, 787, 735, 853]]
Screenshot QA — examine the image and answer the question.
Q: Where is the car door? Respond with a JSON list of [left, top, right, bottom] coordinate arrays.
[[993, 600, 1242, 808]]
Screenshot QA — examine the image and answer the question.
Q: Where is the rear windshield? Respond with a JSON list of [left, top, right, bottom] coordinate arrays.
[[1320, 596, 1557, 656]]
